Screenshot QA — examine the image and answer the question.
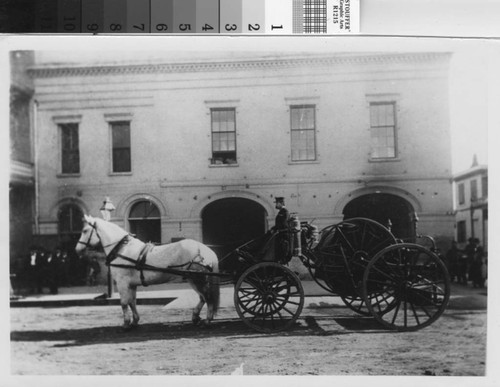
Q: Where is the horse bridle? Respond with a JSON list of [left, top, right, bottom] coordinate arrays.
[[77, 222, 98, 248]]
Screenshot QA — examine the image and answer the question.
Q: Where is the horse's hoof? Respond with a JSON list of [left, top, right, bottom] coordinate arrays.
[[200, 320, 212, 329], [192, 315, 202, 325]]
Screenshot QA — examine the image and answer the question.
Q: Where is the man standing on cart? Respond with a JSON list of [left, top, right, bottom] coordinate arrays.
[[273, 197, 290, 263]]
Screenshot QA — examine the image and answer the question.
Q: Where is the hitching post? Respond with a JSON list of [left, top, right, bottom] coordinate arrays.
[[100, 197, 115, 297]]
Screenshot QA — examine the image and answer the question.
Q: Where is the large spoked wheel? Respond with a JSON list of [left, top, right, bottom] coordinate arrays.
[[310, 218, 397, 296], [234, 262, 305, 333], [362, 243, 451, 331]]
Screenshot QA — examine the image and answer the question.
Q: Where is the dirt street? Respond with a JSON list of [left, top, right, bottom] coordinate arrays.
[[10, 286, 488, 377]]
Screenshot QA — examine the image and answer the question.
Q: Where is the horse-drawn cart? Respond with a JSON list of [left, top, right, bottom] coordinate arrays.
[[219, 216, 450, 333], [76, 215, 450, 333]]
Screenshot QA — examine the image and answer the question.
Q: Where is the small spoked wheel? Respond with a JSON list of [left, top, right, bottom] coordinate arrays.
[[234, 262, 305, 333], [363, 243, 450, 331]]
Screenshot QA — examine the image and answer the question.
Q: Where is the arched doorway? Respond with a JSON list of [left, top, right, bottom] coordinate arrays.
[[202, 198, 267, 257], [343, 193, 415, 240], [58, 204, 84, 251], [128, 200, 161, 243]]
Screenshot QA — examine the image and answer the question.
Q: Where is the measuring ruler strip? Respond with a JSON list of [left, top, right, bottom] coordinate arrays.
[[0, 0, 360, 34]]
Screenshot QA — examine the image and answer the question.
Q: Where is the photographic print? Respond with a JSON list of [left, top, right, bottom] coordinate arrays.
[[4, 35, 496, 383]]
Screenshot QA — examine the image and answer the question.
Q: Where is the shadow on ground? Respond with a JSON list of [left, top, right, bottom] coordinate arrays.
[[11, 314, 391, 347]]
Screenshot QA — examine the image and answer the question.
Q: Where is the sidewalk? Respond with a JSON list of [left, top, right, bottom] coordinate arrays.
[[10, 280, 486, 309], [10, 280, 333, 308]]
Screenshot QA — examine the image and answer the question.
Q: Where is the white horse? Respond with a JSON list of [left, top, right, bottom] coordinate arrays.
[[75, 215, 220, 330]]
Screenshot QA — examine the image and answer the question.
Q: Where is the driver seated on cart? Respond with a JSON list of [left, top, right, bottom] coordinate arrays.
[[233, 196, 294, 265]]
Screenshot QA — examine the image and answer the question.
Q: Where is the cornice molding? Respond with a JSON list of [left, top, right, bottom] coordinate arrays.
[[29, 53, 451, 79]]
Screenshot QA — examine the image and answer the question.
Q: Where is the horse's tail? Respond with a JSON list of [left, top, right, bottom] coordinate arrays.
[[207, 270, 220, 316]]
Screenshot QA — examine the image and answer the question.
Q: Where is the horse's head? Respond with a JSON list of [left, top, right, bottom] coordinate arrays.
[[75, 214, 100, 256]]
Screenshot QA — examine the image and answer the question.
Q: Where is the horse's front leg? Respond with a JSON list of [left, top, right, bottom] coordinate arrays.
[[117, 282, 136, 331], [120, 303, 132, 330]]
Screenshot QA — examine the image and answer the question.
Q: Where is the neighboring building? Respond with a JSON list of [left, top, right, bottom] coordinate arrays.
[[453, 156, 488, 252], [10, 51, 35, 270], [23, 51, 455, 258]]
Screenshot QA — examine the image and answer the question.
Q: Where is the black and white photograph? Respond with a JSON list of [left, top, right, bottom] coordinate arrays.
[[3, 34, 498, 384]]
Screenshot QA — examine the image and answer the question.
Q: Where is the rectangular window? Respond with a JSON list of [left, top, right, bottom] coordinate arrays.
[[370, 102, 396, 159], [457, 221, 467, 243], [211, 108, 237, 165], [290, 105, 316, 161], [481, 176, 488, 198], [458, 183, 465, 205], [111, 121, 131, 173], [60, 123, 80, 174], [470, 179, 478, 202]]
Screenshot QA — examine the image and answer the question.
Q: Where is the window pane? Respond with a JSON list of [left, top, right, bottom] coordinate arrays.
[[59, 205, 83, 233], [112, 122, 131, 148], [458, 183, 465, 204], [113, 149, 131, 172], [290, 106, 316, 161], [291, 108, 300, 129], [471, 180, 478, 201], [291, 106, 314, 130], [211, 108, 237, 164], [370, 103, 396, 159], [482, 176, 488, 197], [60, 123, 80, 174], [130, 201, 160, 218], [111, 122, 131, 172], [212, 135, 221, 151], [384, 104, 395, 125]]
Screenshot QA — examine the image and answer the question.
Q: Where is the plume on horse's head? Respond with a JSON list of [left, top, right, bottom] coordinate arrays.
[[83, 214, 96, 226]]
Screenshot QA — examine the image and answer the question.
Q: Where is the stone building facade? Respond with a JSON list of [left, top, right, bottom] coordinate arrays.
[[27, 51, 455, 258]]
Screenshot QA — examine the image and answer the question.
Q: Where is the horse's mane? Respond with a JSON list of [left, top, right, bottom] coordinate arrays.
[[93, 217, 129, 256]]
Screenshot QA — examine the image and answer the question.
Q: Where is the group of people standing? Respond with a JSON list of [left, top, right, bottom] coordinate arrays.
[[21, 246, 101, 294], [445, 238, 487, 288]]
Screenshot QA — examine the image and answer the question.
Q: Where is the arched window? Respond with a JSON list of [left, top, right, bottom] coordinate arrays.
[[128, 200, 161, 243], [58, 204, 84, 249]]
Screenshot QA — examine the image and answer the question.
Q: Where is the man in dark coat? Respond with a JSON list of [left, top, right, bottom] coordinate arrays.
[[273, 197, 290, 263], [274, 197, 290, 230], [25, 247, 44, 294], [45, 250, 60, 294]]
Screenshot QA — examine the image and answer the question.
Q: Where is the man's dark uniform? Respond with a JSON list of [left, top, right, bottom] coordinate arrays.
[[275, 207, 290, 230], [274, 197, 290, 263]]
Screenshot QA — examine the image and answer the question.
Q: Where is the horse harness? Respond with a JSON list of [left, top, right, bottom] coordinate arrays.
[[104, 235, 213, 287], [80, 221, 213, 286]]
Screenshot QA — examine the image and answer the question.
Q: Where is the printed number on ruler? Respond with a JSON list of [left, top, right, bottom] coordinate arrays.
[[63, 17, 78, 32], [155, 24, 168, 31], [87, 24, 99, 32]]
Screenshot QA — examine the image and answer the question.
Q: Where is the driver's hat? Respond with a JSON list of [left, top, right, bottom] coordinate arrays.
[[274, 197, 285, 204]]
